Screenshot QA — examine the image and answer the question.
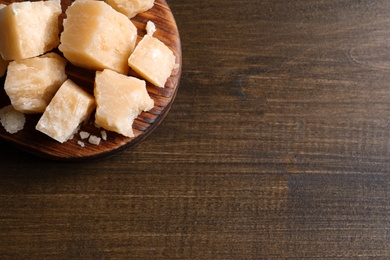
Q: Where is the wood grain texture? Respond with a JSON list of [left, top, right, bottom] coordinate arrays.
[[3, 0, 390, 258], [0, 0, 181, 161]]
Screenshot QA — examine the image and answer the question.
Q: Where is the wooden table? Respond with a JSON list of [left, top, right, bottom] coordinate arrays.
[[2, 0, 390, 258]]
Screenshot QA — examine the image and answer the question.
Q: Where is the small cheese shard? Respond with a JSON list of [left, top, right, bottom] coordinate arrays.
[[128, 34, 176, 88], [88, 135, 101, 145], [146, 20, 156, 36], [4, 52, 67, 114], [104, 0, 154, 18], [94, 69, 154, 138], [36, 79, 95, 143], [0, 105, 25, 134], [79, 131, 90, 139], [0, 0, 61, 60], [59, 0, 137, 74]]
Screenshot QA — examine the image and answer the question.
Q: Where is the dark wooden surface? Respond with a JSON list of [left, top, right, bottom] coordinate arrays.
[[3, 0, 390, 258]]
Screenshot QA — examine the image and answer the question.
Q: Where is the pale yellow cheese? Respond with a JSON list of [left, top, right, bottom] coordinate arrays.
[[59, 0, 137, 75], [94, 69, 154, 138], [0, 0, 61, 60], [4, 52, 67, 114], [128, 35, 176, 88], [36, 79, 95, 143], [104, 0, 154, 18]]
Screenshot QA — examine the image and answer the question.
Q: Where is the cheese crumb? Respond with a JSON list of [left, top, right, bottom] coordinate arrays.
[[101, 130, 107, 141], [0, 105, 25, 134], [88, 135, 101, 145], [79, 131, 90, 139], [146, 20, 156, 36], [77, 140, 85, 147]]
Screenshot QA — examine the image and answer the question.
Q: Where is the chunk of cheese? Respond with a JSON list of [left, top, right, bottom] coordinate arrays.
[[128, 35, 176, 88], [0, 0, 61, 60], [59, 0, 137, 75], [94, 69, 154, 138], [36, 79, 95, 143], [4, 52, 67, 114], [104, 0, 154, 18]]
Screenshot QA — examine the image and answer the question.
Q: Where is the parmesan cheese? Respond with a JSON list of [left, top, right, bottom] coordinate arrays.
[[128, 35, 176, 88], [59, 0, 137, 74], [0, 0, 61, 60], [104, 0, 154, 18], [94, 69, 154, 138], [79, 131, 90, 139], [0, 105, 25, 134], [4, 52, 67, 114], [88, 135, 101, 145], [36, 79, 95, 143]]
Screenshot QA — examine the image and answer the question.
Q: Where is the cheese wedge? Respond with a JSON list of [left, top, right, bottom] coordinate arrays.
[[59, 0, 137, 74], [4, 52, 67, 114], [104, 0, 154, 18], [94, 69, 154, 138], [128, 35, 176, 88], [36, 79, 95, 143], [0, 0, 61, 60]]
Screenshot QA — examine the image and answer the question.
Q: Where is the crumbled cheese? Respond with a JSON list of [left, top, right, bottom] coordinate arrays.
[[101, 130, 107, 141], [79, 131, 90, 139], [88, 135, 101, 145], [146, 20, 156, 36], [0, 105, 25, 134], [77, 140, 85, 147]]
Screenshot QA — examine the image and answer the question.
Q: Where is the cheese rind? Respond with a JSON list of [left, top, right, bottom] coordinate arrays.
[[36, 79, 95, 143], [59, 0, 137, 74], [128, 35, 176, 88], [94, 69, 154, 138], [4, 52, 67, 114], [104, 0, 154, 18], [0, 0, 61, 60]]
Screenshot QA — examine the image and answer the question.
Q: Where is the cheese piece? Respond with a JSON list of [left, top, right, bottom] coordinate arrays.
[[146, 20, 156, 36], [36, 79, 95, 143], [0, 0, 61, 60], [128, 35, 176, 88], [104, 0, 154, 18], [59, 0, 137, 75], [94, 69, 154, 138], [4, 52, 67, 114], [0, 105, 25, 134]]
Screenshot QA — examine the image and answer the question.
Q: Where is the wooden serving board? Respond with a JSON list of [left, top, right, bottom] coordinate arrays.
[[0, 0, 181, 161]]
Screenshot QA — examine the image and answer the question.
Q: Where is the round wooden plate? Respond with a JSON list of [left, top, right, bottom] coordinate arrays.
[[0, 0, 182, 161]]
